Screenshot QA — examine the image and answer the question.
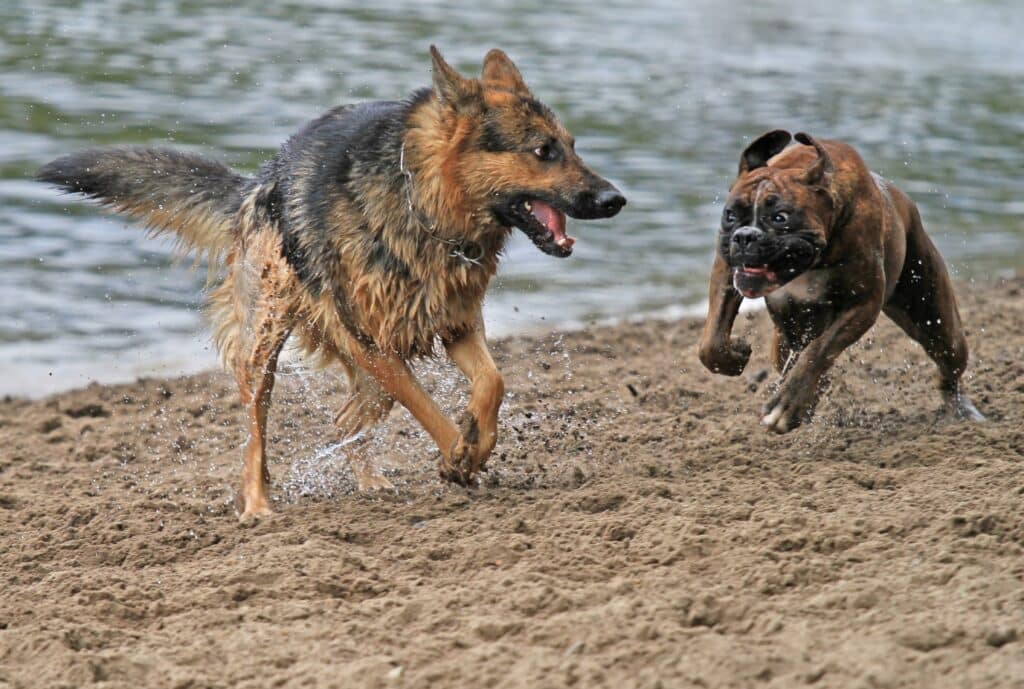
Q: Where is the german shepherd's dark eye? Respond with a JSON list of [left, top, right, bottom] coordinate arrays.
[[533, 141, 559, 162]]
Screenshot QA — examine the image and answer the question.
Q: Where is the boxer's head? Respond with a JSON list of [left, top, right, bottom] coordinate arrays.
[[719, 130, 835, 298]]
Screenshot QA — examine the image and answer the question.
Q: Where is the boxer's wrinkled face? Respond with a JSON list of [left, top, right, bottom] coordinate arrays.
[[719, 131, 833, 298]]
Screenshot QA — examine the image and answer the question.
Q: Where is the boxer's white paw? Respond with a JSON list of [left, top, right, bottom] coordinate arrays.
[[943, 390, 986, 422], [761, 379, 818, 433]]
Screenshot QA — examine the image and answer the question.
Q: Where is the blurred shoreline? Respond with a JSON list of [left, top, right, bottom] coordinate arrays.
[[9, 275, 1017, 400]]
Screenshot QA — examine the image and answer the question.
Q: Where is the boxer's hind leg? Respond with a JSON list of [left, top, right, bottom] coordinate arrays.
[[883, 214, 984, 420], [883, 302, 984, 421]]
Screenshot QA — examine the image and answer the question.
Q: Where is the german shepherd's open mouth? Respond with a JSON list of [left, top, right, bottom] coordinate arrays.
[[498, 197, 575, 257], [497, 188, 626, 258]]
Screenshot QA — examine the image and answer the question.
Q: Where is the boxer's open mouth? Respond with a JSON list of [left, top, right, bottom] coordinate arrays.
[[739, 265, 778, 281], [733, 265, 780, 298]]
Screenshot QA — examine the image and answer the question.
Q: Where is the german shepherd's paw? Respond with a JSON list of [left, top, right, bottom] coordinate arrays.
[[347, 457, 396, 492], [440, 412, 486, 486], [235, 490, 274, 523]]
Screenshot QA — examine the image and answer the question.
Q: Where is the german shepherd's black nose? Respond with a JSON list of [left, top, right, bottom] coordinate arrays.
[[572, 186, 626, 219], [596, 189, 626, 217]]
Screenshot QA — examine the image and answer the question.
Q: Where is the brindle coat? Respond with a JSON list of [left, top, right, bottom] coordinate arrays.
[[37, 47, 625, 519], [699, 130, 983, 433]]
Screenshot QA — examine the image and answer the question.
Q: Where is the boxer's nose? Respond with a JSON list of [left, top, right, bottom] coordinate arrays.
[[731, 226, 764, 251]]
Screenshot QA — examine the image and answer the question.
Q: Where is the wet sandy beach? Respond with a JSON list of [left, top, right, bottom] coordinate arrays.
[[1, 278, 1021, 688]]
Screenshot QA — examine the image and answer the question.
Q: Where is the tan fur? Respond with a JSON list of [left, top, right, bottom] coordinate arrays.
[[132, 200, 234, 265], [62, 148, 240, 265], [42, 48, 622, 520], [220, 53, 543, 517]]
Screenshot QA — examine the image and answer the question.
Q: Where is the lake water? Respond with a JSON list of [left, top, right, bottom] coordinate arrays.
[[2, 0, 1021, 396]]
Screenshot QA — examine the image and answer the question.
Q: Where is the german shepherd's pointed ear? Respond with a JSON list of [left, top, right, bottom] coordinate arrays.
[[739, 130, 791, 175], [481, 49, 530, 95], [429, 45, 481, 111], [794, 132, 834, 186]]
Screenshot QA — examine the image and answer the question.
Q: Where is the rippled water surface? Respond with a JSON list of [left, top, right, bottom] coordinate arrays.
[[2, 1, 1021, 395]]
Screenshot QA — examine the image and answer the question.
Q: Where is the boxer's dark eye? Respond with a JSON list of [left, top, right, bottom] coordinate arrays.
[[770, 211, 789, 225], [723, 209, 737, 226]]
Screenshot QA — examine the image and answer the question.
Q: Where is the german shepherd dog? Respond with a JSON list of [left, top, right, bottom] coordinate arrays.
[[37, 47, 626, 519]]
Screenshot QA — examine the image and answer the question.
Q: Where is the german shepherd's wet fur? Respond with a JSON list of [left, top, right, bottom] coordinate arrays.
[[37, 47, 625, 519]]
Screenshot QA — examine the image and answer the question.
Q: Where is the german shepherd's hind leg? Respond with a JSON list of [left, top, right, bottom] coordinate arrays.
[[341, 438, 396, 493], [331, 351, 397, 491], [883, 213, 984, 421], [233, 313, 292, 520], [443, 324, 504, 484], [216, 232, 300, 520]]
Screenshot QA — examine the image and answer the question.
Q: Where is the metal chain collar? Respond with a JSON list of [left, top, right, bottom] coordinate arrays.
[[399, 144, 484, 267]]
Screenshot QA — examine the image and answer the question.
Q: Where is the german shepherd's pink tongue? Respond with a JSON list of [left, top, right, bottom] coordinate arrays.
[[529, 200, 574, 250]]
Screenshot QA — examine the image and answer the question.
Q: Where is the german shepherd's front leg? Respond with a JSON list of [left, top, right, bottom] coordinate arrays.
[[444, 324, 504, 483], [342, 334, 467, 482]]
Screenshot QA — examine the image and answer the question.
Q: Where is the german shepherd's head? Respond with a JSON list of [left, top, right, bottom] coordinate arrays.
[[422, 46, 626, 258]]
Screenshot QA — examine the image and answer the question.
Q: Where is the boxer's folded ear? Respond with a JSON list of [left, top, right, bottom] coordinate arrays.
[[739, 130, 791, 175], [795, 132, 834, 187]]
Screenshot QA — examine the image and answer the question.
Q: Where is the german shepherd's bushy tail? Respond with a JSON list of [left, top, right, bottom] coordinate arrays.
[[35, 147, 247, 260]]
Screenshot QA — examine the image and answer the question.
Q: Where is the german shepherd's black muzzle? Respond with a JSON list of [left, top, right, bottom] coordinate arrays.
[[571, 184, 627, 220], [499, 178, 626, 259]]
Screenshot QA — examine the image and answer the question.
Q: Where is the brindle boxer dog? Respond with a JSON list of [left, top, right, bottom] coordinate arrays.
[[699, 130, 984, 433]]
